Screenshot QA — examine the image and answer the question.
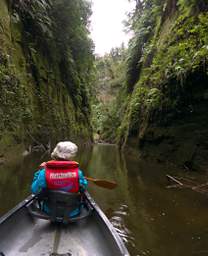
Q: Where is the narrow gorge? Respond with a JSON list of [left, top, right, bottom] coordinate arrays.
[[94, 0, 208, 171]]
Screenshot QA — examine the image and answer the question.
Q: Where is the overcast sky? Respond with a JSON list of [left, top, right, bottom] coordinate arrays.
[[90, 0, 134, 55]]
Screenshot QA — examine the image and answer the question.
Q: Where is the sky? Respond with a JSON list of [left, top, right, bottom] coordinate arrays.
[[90, 0, 135, 55]]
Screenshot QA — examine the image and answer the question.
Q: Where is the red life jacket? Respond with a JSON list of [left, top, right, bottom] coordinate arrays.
[[44, 160, 79, 193]]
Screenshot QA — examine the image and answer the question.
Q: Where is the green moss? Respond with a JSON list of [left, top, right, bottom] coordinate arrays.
[[116, 2, 208, 149], [140, 11, 207, 84], [0, 0, 93, 151]]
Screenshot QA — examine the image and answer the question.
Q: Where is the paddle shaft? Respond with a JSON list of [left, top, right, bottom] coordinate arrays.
[[85, 176, 117, 189], [38, 162, 117, 189]]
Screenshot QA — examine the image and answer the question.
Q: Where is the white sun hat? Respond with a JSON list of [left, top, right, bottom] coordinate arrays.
[[51, 141, 78, 160]]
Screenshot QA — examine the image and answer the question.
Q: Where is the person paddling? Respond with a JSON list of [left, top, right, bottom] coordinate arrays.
[[31, 141, 88, 217]]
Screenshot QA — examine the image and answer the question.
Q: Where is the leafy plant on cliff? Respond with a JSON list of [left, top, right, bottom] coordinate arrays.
[[116, 0, 208, 148], [52, 0, 94, 108], [0, 0, 94, 149], [125, 0, 165, 92]]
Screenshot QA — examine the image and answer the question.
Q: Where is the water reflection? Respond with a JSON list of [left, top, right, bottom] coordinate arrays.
[[110, 204, 136, 250], [1, 144, 208, 256], [79, 144, 208, 256]]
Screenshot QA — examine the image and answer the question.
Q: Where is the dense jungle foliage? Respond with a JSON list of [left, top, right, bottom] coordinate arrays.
[[95, 0, 208, 169], [0, 0, 94, 153], [92, 46, 127, 142]]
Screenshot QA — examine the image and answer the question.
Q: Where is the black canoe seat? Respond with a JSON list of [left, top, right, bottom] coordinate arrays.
[[28, 190, 93, 224]]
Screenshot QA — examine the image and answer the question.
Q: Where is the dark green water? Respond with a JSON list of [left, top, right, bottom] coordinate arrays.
[[0, 144, 208, 256]]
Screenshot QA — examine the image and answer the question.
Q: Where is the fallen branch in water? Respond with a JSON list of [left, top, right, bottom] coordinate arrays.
[[166, 175, 183, 186], [166, 174, 208, 196], [25, 130, 49, 152]]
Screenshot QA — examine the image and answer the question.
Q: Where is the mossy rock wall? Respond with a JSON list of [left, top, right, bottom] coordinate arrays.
[[0, 0, 93, 153], [119, 1, 208, 169]]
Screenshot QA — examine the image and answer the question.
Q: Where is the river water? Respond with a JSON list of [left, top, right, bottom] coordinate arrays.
[[0, 144, 208, 256]]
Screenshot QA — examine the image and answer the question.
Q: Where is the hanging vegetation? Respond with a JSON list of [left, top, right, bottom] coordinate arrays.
[[0, 0, 94, 152]]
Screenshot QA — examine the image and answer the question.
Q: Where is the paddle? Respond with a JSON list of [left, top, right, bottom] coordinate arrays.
[[38, 162, 117, 189], [85, 177, 117, 189]]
